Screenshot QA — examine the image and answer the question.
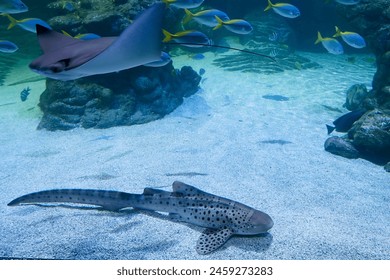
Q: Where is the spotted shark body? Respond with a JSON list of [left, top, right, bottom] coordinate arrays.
[[8, 181, 273, 254]]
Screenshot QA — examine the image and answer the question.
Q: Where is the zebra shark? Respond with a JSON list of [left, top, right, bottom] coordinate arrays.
[[7, 181, 273, 255]]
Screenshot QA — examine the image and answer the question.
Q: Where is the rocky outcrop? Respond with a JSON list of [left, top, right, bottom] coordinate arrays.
[[324, 136, 360, 159], [344, 84, 368, 111], [323, 1, 390, 170], [348, 109, 390, 164], [336, 0, 390, 110], [37, 64, 201, 131]]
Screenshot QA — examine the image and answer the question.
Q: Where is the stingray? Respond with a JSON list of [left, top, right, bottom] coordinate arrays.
[[28, 3, 166, 81]]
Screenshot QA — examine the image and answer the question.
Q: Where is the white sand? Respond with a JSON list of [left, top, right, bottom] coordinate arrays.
[[0, 53, 389, 259]]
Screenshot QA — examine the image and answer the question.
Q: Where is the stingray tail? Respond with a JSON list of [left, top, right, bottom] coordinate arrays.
[[8, 189, 140, 211]]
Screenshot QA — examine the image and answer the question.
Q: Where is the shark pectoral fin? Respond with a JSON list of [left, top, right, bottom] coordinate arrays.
[[196, 228, 234, 255]]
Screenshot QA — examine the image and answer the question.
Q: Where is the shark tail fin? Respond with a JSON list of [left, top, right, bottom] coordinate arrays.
[[333, 26, 342, 38], [162, 29, 173, 42], [326, 124, 335, 134], [7, 189, 137, 211], [212, 16, 224, 31], [315, 31, 323, 44], [183, 9, 193, 24], [264, 0, 274, 11], [4, 14, 17, 30]]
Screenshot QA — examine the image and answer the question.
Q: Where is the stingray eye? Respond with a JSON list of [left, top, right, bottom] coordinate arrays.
[[59, 59, 71, 67], [50, 59, 71, 73], [50, 65, 62, 73]]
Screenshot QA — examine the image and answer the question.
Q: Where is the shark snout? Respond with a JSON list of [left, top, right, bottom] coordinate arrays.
[[247, 210, 274, 234]]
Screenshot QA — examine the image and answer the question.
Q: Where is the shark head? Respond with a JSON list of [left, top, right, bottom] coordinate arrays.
[[242, 209, 274, 234]]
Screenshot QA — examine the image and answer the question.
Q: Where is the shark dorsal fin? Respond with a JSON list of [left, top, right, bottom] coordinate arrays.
[[196, 228, 234, 255], [36, 24, 81, 53], [172, 181, 204, 196]]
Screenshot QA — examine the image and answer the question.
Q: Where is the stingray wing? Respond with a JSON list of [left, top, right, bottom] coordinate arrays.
[[29, 25, 116, 78], [29, 3, 166, 80], [70, 2, 166, 77]]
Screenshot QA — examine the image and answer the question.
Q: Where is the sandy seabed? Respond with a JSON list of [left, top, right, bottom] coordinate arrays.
[[0, 52, 389, 260]]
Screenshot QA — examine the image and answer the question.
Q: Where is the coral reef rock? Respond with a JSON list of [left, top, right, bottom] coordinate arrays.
[[323, 0, 390, 170], [344, 84, 368, 111], [335, 0, 390, 110], [348, 109, 390, 162], [384, 162, 390, 172], [324, 136, 360, 159], [37, 64, 201, 131]]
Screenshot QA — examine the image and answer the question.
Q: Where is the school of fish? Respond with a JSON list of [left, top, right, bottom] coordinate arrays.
[[0, 0, 365, 56]]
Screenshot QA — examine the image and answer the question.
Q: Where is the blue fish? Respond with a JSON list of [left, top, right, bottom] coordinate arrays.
[[162, 29, 211, 47], [333, 26, 366, 49], [213, 16, 253, 35], [2, 14, 51, 33], [199, 68, 205, 75], [162, 0, 204, 9], [74, 33, 101, 40], [191, 53, 205, 60], [62, 30, 101, 40], [63, 2, 75, 12], [335, 0, 360, 5], [315, 31, 344, 55], [326, 109, 366, 134], [20, 86, 31, 101], [143, 52, 172, 67], [0, 40, 18, 53], [0, 0, 28, 14], [264, 0, 300, 18], [183, 9, 230, 27]]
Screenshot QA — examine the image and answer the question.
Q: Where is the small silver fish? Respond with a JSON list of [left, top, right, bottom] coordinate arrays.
[[8, 181, 274, 255]]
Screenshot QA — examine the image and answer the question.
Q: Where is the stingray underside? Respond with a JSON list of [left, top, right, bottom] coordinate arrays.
[[29, 2, 166, 80]]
